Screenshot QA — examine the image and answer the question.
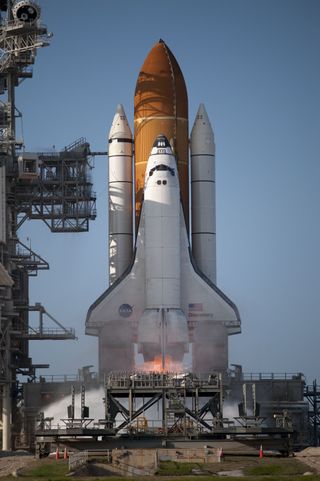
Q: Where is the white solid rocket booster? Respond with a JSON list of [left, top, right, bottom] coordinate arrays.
[[190, 103, 216, 284], [108, 104, 133, 284]]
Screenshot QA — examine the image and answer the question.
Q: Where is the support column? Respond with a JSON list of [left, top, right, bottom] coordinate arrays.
[[2, 384, 11, 450]]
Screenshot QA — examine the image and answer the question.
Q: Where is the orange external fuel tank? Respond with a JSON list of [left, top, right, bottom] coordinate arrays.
[[134, 39, 189, 229]]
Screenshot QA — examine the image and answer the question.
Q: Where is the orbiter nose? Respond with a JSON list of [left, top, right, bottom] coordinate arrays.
[[152, 134, 171, 149]]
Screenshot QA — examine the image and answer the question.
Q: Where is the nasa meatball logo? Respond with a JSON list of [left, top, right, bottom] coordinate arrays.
[[119, 304, 133, 318]]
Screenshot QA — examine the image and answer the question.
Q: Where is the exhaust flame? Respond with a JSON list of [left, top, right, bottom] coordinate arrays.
[[138, 354, 183, 373]]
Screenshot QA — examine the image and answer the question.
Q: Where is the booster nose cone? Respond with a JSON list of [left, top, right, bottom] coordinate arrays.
[[191, 103, 214, 155], [198, 103, 209, 120], [109, 103, 132, 141], [116, 103, 125, 114]]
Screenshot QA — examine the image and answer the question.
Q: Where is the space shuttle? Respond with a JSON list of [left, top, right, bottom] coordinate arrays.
[[86, 40, 241, 373]]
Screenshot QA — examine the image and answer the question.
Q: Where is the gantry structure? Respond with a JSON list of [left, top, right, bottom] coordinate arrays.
[[0, 1, 97, 449], [305, 381, 320, 446]]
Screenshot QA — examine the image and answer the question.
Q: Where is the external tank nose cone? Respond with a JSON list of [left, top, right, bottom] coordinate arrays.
[[134, 40, 188, 116]]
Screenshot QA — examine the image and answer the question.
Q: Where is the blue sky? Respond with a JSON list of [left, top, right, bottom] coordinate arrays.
[[16, 0, 320, 381]]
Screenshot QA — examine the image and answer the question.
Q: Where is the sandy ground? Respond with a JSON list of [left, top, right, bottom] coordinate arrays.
[[0, 451, 37, 478], [295, 447, 320, 473]]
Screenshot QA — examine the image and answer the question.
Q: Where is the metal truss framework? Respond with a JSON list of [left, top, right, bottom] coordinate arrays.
[[305, 380, 320, 446], [0, 1, 97, 449], [104, 372, 225, 436], [15, 138, 96, 233], [32, 372, 294, 457]]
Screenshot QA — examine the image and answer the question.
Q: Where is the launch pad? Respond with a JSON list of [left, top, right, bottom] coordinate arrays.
[[33, 371, 296, 457]]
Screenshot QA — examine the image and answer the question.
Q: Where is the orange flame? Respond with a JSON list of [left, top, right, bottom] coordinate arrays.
[[138, 355, 183, 373]]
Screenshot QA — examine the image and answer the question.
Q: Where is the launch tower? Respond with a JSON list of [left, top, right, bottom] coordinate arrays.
[[0, 1, 97, 449]]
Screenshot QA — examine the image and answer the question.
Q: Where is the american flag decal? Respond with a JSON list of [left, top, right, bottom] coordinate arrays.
[[188, 303, 203, 311]]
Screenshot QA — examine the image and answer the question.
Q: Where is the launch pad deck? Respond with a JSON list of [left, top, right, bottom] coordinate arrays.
[[35, 430, 294, 458], [34, 371, 294, 456]]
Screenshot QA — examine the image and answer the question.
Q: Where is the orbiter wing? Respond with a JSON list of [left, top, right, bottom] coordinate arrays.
[[85, 222, 146, 337]]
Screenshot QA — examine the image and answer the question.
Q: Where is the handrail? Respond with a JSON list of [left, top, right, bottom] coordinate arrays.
[[242, 372, 304, 381], [65, 137, 87, 152]]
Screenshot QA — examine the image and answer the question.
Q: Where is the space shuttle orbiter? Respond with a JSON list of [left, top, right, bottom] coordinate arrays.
[[86, 40, 241, 373]]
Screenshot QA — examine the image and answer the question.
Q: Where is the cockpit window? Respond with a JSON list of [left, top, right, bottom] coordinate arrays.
[[149, 164, 175, 177], [156, 164, 168, 171]]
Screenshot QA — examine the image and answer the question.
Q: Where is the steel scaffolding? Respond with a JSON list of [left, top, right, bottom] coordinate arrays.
[[15, 139, 96, 232], [305, 380, 320, 446], [0, 1, 97, 449]]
